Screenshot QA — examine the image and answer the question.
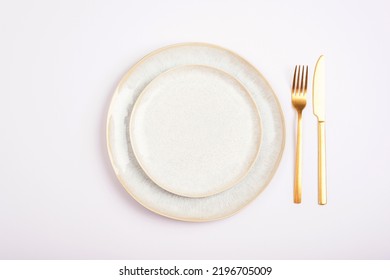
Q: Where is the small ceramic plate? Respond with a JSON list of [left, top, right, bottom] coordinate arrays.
[[130, 65, 261, 198], [107, 43, 285, 221]]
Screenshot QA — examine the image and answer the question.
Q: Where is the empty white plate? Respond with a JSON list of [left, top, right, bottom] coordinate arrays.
[[106, 43, 285, 221], [130, 65, 261, 197]]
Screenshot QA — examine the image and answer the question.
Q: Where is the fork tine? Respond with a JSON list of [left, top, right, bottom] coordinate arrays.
[[300, 65, 305, 95], [292, 65, 298, 93], [304, 65, 308, 94], [298, 65, 302, 94], [296, 65, 301, 94]]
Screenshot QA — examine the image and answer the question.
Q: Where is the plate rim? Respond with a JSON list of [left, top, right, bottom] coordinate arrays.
[[106, 42, 286, 222], [129, 64, 263, 198]]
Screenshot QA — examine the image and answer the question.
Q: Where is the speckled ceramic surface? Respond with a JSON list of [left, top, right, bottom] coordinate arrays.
[[130, 65, 262, 198], [106, 43, 285, 221]]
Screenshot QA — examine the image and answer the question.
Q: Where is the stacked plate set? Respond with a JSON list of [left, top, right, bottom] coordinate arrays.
[[107, 43, 285, 222]]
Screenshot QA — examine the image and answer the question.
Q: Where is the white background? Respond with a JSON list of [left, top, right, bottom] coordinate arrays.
[[1, 0, 389, 259]]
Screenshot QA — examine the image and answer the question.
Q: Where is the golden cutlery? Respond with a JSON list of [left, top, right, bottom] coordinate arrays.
[[313, 55, 327, 205], [291, 65, 308, 204]]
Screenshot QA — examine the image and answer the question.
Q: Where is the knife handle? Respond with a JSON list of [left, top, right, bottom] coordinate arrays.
[[318, 121, 327, 205]]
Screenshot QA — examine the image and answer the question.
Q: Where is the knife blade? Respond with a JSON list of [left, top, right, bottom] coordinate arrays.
[[313, 55, 325, 122], [313, 55, 327, 205]]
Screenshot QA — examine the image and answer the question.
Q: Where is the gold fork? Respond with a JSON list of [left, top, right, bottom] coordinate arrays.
[[291, 65, 308, 204]]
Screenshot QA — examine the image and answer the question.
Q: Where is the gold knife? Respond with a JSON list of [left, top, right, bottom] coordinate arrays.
[[313, 55, 327, 205]]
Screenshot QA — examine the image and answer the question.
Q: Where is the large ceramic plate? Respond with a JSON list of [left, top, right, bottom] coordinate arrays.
[[130, 65, 262, 198], [106, 43, 285, 222]]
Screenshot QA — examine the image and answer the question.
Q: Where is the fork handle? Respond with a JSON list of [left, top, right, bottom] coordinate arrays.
[[294, 111, 303, 204], [318, 121, 327, 205]]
